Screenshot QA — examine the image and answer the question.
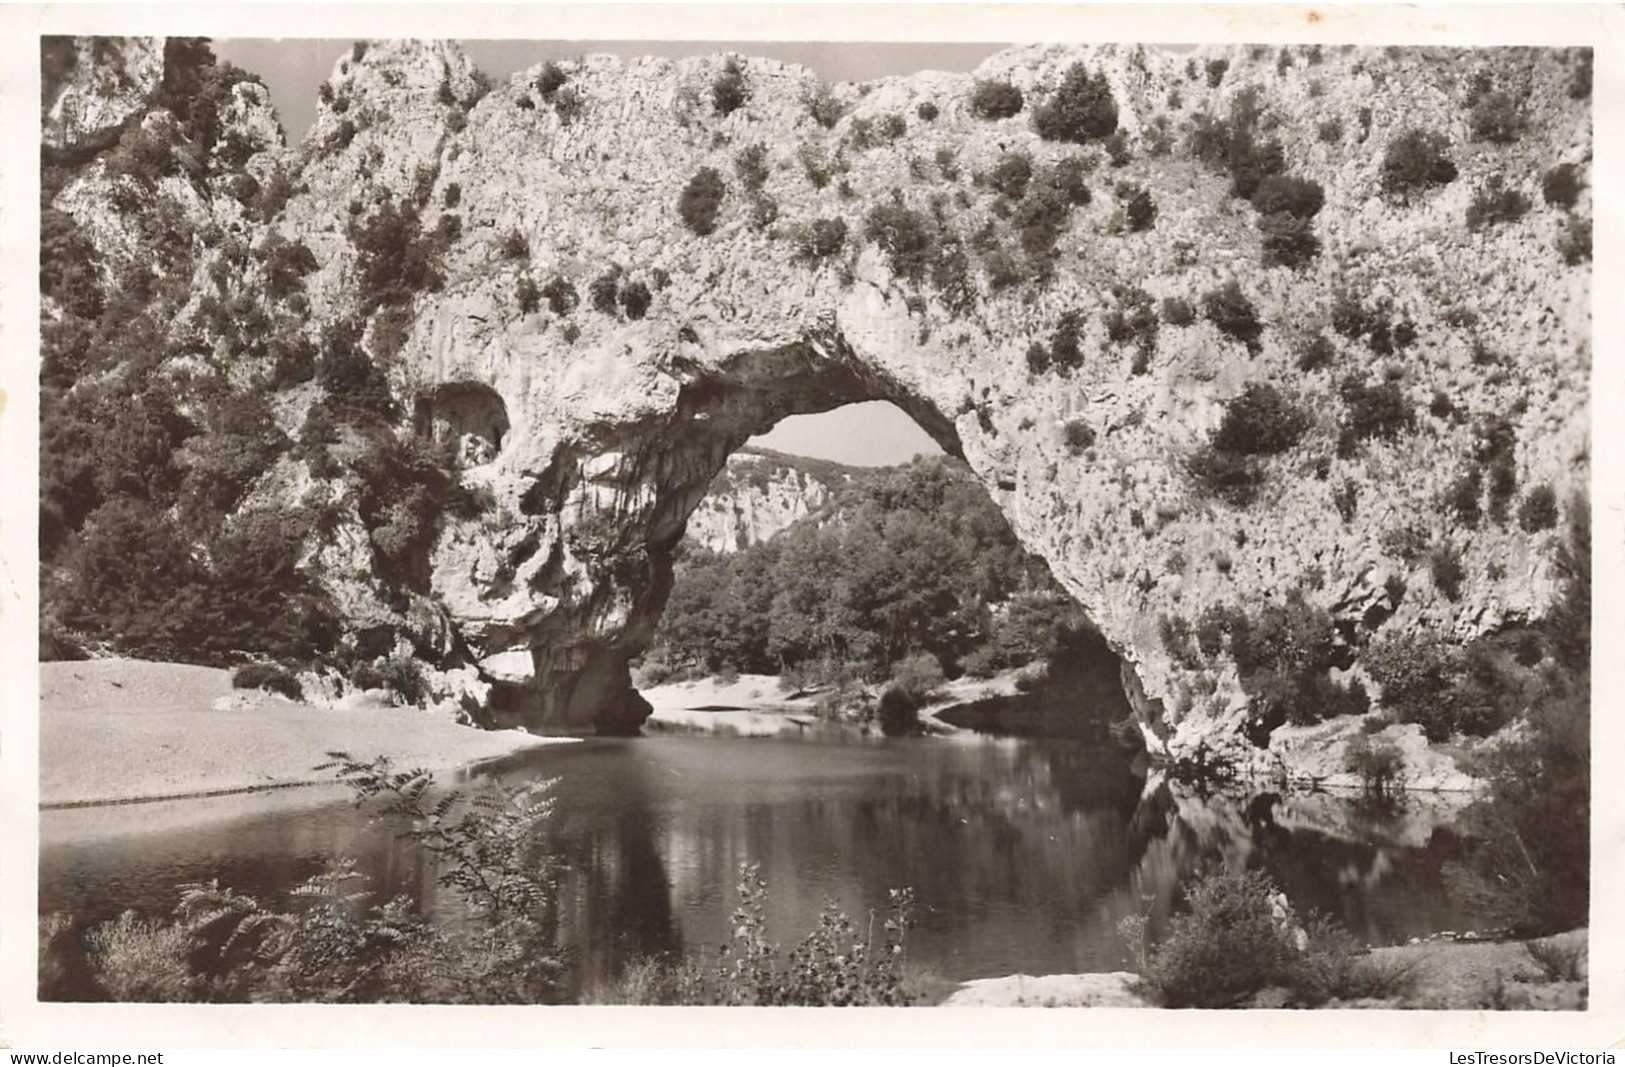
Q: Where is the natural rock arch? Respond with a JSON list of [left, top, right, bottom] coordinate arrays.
[[449, 331, 980, 736], [43, 38, 1588, 773]]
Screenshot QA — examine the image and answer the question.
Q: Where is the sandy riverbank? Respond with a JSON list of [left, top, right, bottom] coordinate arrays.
[[40, 658, 575, 808]]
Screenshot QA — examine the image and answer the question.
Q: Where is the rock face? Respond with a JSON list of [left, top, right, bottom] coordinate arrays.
[[41, 36, 165, 157], [44, 40, 1590, 760], [681, 448, 848, 554]]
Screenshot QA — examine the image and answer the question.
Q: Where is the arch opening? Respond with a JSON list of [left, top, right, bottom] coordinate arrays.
[[469, 341, 1137, 740]]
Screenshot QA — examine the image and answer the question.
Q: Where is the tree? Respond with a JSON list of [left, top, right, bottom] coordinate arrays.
[[1032, 62, 1118, 143]]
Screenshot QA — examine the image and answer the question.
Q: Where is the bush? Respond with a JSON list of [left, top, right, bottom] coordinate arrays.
[[1337, 376, 1414, 454], [515, 275, 540, 315], [230, 662, 303, 701], [916, 100, 938, 122], [1297, 333, 1334, 372], [1032, 62, 1118, 144], [552, 86, 585, 126], [1364, 633, 1465, 742], [619, 280, 652, 321], [1123, 186, 1156, 232], [1558, 215, 1592, 265], [349, 198, 445, 312], [541, 276, 578, 316], [797, 217, 848, 260], [1258, 211, 1318, 269], [70, 748, 576, 1004], [1212, 383, 1312, 456], [1161, 296, 1195, 327], [1135, 868, 1300, 1008], [500, 229, 529, 260], [535, 60, 568, 101], [1445, 468, 1483, 528], [969, 79, 1024, 120], [805, 84, 844, 128], [1344, 734, 1404, 797], [1518, 484, 1559, 532], [987, 153, 1033, 200], [1380, 128, 1458, 198], [1542, 163, 1584, 211], [864, 199, 935, 284], [588, 272, 620, 315], [595, 864, 915, 1005], [1048, 156, 1093, 206], [1187, 448, 1265, 507], [1202, 280, 1263, 353], [711, 57, 749, 116], [678, 167, 727, 236], [1205, 58, 1229, 88], [1251, 174, 1325, 219], [734, 142, 769, 192], [1465, 177, 1531, 231], [1063, 419, 1096, 456], [1469, 90, 1525, 144], [1042, 309, 1087, 374]]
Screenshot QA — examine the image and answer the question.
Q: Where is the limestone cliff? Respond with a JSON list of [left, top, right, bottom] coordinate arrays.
[[682, 448, 848, 554], [42, 39, 1590, 767]]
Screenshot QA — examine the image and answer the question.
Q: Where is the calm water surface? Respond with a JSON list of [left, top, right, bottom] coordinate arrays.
[[40, 733, 1487, 998]]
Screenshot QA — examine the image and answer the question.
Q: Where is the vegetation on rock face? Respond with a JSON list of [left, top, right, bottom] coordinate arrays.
[[1186, 380, 1312, 508], [968, 78, 1024, 120], [1201, 280, 1264, 354], [711, 57, 749, 117], [1466, 175, 1532, 231], [1380, 128, 1458, 198], [1031, 62, 1119, 144], [1336, 376, 1415, 456], [1541, 163, 1584, 210], [678, 167, 727, 235], [864, 197, 937, 284]]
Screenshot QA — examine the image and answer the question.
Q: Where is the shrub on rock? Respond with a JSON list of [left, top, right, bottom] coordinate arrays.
[[969, 79, 1024, 120], [1032, 62, 1119, 144], [712, 57, 749, 117], [1201, 280, 1263, 353], [1465, 176, 1531, 231], [797, 217, 848, 260], [1518, 484, 1559, 532], [1542, 163, 1583, 210], [678, 167, 727, 236], [541, 276, 578, 316], [1469, 90, 1526, 144], [1380, 128, 1458, 198]]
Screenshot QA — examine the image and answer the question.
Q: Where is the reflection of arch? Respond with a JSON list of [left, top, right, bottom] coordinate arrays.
[[413, 382, 510, 465]]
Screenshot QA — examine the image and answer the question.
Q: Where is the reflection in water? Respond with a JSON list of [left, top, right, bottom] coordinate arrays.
[[40, 735, 1484, 1000]]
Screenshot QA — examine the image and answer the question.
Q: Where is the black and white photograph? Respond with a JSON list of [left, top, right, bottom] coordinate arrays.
[[7, 1, 1619, 1049]]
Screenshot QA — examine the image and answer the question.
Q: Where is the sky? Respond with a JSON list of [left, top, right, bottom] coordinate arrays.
[[211, 38, 992, 467]]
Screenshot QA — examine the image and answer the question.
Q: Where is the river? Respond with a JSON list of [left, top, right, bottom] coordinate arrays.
[[39, 731, 1488, 1001]]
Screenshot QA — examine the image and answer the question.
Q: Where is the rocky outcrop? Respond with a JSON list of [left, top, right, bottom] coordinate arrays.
[[681, 448, 848, 554], [42, 36, 165, 158], [45, 40, 1589, 759]]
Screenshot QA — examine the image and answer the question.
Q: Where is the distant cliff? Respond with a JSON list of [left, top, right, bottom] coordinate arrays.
[[41, 38, 1590, 773], [681, 448, 850, 554]]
